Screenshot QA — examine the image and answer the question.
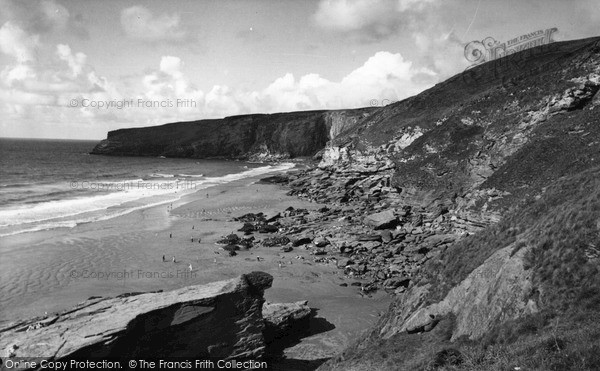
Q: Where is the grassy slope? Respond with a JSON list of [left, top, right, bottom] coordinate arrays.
[[323, 166, 600, 370], [389, 37, 600, 211]]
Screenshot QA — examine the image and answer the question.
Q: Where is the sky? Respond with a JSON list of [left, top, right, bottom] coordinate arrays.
[[0, 0, 598, 140]]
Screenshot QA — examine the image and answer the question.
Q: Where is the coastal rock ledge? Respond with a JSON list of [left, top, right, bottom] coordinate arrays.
[[0, 272, 275, 360]]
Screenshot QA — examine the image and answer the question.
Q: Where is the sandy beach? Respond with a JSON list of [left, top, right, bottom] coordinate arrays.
[[0, 173, 390, 361]]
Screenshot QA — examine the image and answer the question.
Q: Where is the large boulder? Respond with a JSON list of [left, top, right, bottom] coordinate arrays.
[[363, 210, 399, 230], [262, 301, 312, 342], [0, 272, 273, 360]]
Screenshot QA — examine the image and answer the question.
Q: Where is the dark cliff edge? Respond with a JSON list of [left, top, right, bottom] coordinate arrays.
[[90, 108, 375, 161]]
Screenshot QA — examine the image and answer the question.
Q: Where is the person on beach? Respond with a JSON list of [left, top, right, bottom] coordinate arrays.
[[188, 263, 193, 271], [191, 237, 194, 242], [172, 256, 176, 263], [162, 255, 165, 262], [169, 233, 172, 238]]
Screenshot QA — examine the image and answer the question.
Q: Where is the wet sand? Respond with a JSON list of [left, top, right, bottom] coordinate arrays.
[[0, 175, 390, 360]]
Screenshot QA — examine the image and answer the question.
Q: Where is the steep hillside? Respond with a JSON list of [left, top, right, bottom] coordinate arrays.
[[321, 36, 600, 214], [320, 166, 600, 370], [91, 109, 374, 161], [285, 37, 599, 370]]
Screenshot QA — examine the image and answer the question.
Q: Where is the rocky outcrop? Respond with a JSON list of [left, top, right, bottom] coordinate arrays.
[[263, 301, 312, 342], [91, 109, 375, 161], [379, 241, 537, 341], [0, 272, 273, 360], [363, 210, 399, 230]]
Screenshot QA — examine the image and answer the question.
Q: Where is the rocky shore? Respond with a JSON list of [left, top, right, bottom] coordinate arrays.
[[224, 169, 468, 297], [1, 272, 313, 364]]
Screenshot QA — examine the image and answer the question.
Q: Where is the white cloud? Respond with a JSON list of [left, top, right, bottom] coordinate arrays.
[[56, 44, 86, 78], [0, 11, 438, 138], [146, 56, 201, 98], [0, 15, 124, 137], [1, 64, 35, 86], [0, 22, 40, 62], [120, 6, 189, 42], [314, 0, 400, 40], [0, 0, 88, 38], [397, 0, 436, 12], [159, 56, 183, 78], [89, 50, 436, 126], [255, 51, 435, 111], [313, 0, 437, 41]]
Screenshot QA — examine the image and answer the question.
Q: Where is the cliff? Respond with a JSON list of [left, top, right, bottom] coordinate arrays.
[[91, 109, 374, 161], [252, 37, 600, 370], [319, 36, 600, 213]]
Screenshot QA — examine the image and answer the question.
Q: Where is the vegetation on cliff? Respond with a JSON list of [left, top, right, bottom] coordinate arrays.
[[319, 167, 599, 371], [317, 37, 600, 370]]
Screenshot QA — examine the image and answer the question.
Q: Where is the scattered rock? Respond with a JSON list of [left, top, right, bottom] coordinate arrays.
[[379, 230, 393, 243], [314, 237, 330, 247], [314, 248, 327, 255], [358, 234, 382, 242], [337, 258, 352, 268], [363, 210, 399, 230], [217, 234, 241, 245], [383, 277, 410, 289], [292, 236, 312, 247], [263, 236, 291, 247], [406, 314, 440, 334]]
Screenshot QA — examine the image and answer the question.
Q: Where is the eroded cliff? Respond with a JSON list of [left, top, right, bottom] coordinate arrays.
[[91, 109, 374, 161]]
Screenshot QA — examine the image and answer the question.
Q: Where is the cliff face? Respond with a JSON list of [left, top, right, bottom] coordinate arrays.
[[91, 109, 374, 161], [319, 37, 600, 214]]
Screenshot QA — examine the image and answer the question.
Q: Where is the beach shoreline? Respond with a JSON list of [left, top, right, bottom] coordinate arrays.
[[0, 170, 390, 360]]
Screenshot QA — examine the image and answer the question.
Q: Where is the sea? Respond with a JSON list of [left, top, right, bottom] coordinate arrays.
[[0, 138, 294, 237]]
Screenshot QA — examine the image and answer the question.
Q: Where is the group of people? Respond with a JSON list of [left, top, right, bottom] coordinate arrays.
[[164, 226, 202, 272], [162, 254, 194, 272]]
